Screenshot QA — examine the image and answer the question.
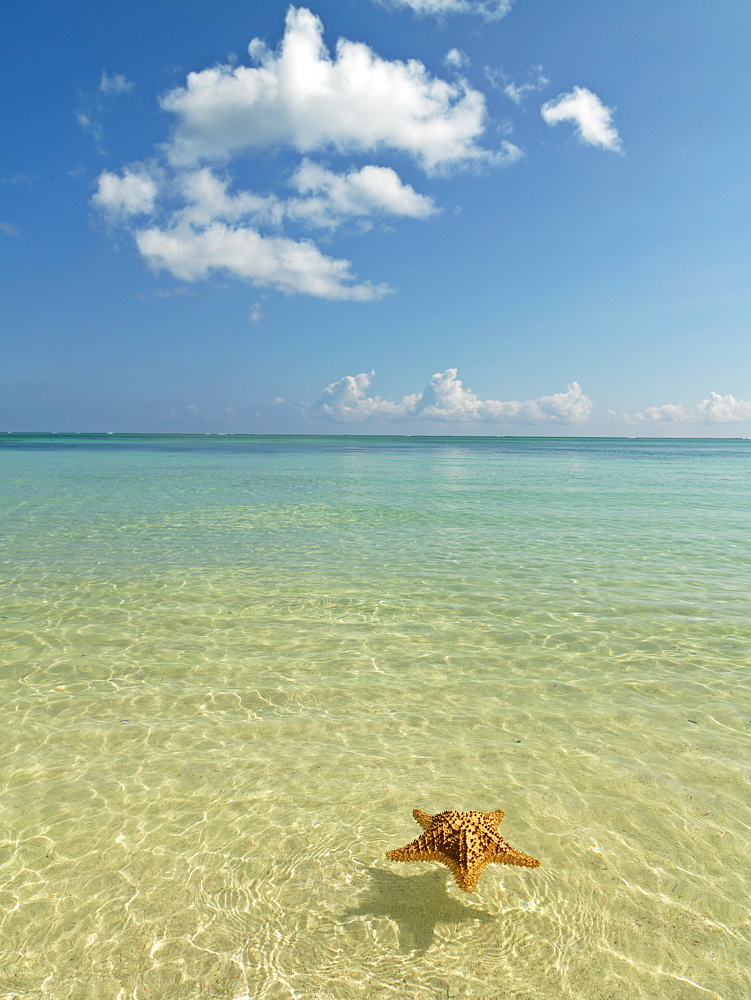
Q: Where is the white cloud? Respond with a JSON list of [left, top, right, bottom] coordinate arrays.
[[136, 222, 390, 300], [697, 392, 751, 423], [643, 404, 690, 422], [168, 162, 437, 232], [91, 167, 160, 218], [541, 86, 622, 152], [444, 48, 469, 70], [100, 72, 134, 95], [614, 392, 751, 424], [0, 222, 19, 238], [313, 368, 592, 423], [178, 168, 283, 228], [89, 6, 531, 302], [615, 403, 691, 423], [93, 161, 420, 297], [287, 159, 438, 228], [378, 0, 513, 21], [313, 370, 409, 419], [160, 6, 496, 173]]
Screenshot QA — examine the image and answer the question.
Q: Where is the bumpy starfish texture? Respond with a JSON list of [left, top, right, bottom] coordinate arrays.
[[386, 808, 540, 893]]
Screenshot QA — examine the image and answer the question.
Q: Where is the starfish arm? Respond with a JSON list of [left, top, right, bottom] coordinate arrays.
[[491, 845, 541, 868], [442, 856, 490, 893], [386, 828, 439, 861], [386, 843, 445, 863], [386, 844, 486, 892], [484, 809, 504, 829], [412, 808, 434, 830]]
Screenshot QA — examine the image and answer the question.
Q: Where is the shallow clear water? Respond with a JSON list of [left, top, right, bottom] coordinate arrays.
[[1, 434, 749, 1000]]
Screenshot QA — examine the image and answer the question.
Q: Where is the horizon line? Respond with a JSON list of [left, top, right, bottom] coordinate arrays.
[[2, 431, 750, 441]]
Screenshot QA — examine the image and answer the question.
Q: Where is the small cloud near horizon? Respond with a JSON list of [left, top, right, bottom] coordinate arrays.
[[312, 368, 592, 424], [611, 392, 751, 425]]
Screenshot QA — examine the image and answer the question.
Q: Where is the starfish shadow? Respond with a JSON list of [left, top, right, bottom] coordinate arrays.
[[339, 866, 495, 954]]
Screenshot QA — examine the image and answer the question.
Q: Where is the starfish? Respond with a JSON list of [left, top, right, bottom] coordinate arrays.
[[386, 808, 540, 893]]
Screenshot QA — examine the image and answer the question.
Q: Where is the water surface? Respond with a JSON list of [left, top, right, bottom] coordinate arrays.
[[1, 435, 749, 999]]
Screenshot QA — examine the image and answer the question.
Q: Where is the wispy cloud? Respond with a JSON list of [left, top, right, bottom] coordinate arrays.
[[486, 65, 548, 104], [149, 286, 199, 299], [99, 72, 134, 95], [0, 172, 38, 187], [376, 0, 514, 21], [444, 48, 469, 70], [541, 86, 622, 152], [76, 69, 135, 154], [312, 369, 592, 423], [0, 222, 19, 238], [163, 403, 239, 423], [76, 111, 104, 151]]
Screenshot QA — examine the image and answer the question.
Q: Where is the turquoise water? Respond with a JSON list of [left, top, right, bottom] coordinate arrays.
[[1, 434, 749, 1000]]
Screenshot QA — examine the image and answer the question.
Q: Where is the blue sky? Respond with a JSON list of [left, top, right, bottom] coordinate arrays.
[[2, 0, 750, 434]]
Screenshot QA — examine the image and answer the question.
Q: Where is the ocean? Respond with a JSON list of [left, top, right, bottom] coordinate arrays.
[[1, 434, 749, 1000]]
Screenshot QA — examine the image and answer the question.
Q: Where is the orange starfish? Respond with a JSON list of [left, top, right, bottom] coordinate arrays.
[[386, 808, 540, 893]]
